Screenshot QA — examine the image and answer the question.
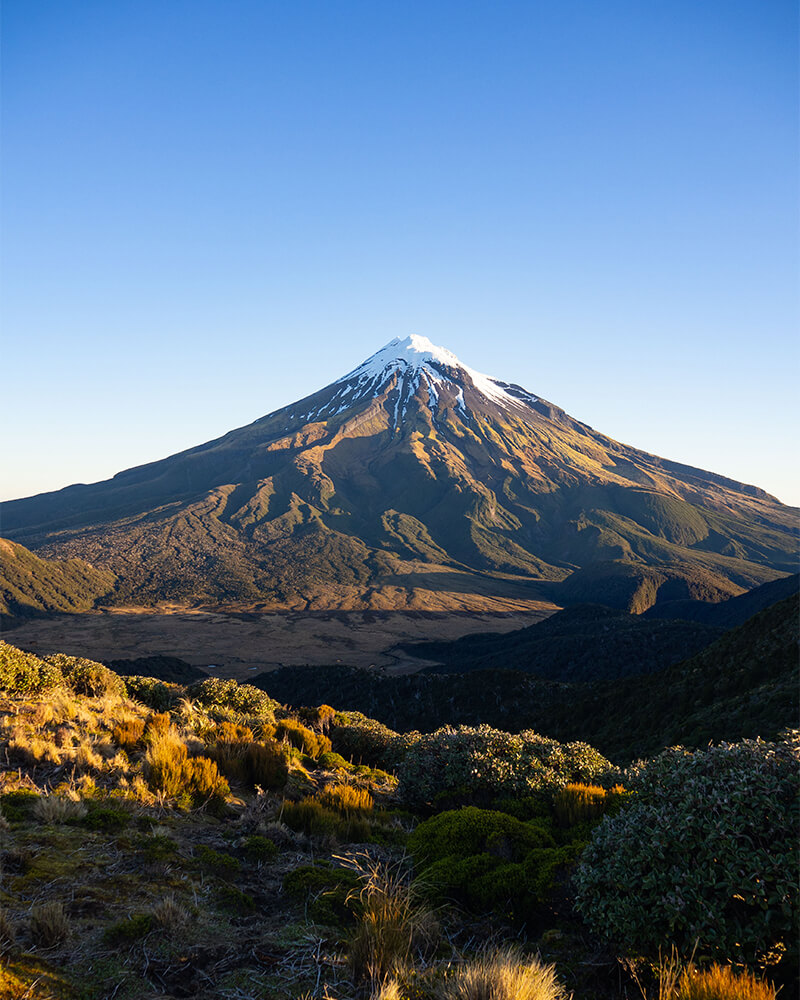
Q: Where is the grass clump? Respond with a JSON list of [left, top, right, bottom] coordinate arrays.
[[144, 729, 229, 806], [345, 853, 439, 986], [33, 793, 87, 825], [30, 902, 70, 948], [151, 895, 189, 935], [441, 946, 566, 1000], [676, 964, 777, 1000]]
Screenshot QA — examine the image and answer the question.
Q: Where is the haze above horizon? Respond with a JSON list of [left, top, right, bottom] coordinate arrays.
[[2, 1, 798, 506]]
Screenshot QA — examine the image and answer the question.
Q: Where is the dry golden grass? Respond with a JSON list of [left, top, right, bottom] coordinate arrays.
[[318, 782, 374, 814], [552, 782, 609, 827], [441, 947, 567, 1000], [677, 965, 777, 1000]]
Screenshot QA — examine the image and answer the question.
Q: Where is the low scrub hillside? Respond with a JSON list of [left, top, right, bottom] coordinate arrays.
[[0, 538, 115, 625], [0, 640, 795, 1000]]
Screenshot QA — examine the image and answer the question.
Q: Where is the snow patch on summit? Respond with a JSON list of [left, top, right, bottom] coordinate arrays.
[[332, 335, 536, 417]]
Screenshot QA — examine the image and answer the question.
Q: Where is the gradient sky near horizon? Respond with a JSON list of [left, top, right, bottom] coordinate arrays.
[[2, 0, 798, 506]]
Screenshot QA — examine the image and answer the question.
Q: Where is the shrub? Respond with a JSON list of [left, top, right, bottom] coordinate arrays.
[[0, 642, 63, 694], [441, 946, 566, 1000], [283, 863, 360, 925], [30, 901, 70, 948], [241, 835, 278, 862], [84, 804, 130, 831], [187, 677, 277, 720], [0, 789, 41, 823], [207, 738, 289, 791], [397, 726, 610, 810], [104, 913, 153, 945], [45, 654, 125, 698], [145, 712, 173, 738], [408, 807, 581, 920], [677, 964, 777, 1000], [330, 713, 403, 767], [217, 886, 254, 912], [124, 676, 176, 711], [574, 735, 800, 967], [275, 719, 332, 758], [195, 845, 240, 875], [318, 751, 354, 772]]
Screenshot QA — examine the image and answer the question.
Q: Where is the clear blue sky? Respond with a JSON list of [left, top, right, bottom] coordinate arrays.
[[2, 0, 798, 505]]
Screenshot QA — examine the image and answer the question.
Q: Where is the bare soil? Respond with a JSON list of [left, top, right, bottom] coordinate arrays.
[[2, 603, 558, 681]]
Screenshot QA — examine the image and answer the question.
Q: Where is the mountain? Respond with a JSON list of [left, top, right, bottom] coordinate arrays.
[[1, 336, 796, 612], [0, 537, 115, 626]]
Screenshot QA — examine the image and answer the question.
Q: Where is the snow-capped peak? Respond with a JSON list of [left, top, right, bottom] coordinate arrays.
[[292, 336, 539, 425], [338, 335, 522, 407]]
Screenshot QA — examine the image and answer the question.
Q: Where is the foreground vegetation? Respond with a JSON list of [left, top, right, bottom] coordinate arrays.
[[0, 639, 795, 999]]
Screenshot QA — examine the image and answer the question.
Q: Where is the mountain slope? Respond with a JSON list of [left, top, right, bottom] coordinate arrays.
[[0, 537, 115, 624], [402, 603, 726, 682], [2, 336, 796, 611]]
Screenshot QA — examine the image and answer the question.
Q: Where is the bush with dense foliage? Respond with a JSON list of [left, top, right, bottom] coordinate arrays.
[[45, 654, 126, 698], [0, 642, 63, 694], [397, 725, 611, 810], [187, 677, 277, 720], [408, 806, 583, 920], [574, 734, 799, 968]]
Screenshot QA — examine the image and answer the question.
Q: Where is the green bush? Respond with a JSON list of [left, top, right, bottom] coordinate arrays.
[[0, 642, 63, 695], [195, 845, 240, 875], [330, 713, 405, 767], [241, 835, 278, 862], [397, 726, 611, 810], [187, 677, 277, 720], [283, 862, 359, 925], [317, 750, 354, 772], [45, 654, 125, 698], [0, 789, 41, 823], [104, 913, 153, 945], [574, 735, 800, 967], [83, 804, 130, 831], [124, 676, 177, 711], [408, 806, 578, 920]]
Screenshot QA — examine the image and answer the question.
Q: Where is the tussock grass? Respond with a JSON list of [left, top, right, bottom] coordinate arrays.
[[30, 902, 70, 948], [677, 965, 777, 1000], [33, 793, 87, 824], [344, 852, 439, 985], [441, 947, 567, 1000]]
